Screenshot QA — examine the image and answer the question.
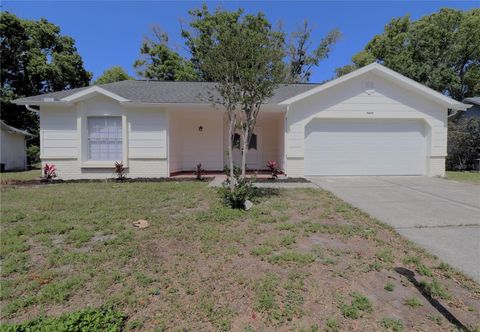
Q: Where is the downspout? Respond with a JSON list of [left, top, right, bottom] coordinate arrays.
[[25, 105, 39, 113]]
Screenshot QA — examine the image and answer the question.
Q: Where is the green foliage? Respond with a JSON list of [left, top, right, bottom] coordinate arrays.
[[447, 118, 480, 171], [404, 297, 423, 308], [325, 318, 340, 332], [218, 176, 256, 209], [254, 273, 279, 313], [336, 8, 480, 100], [250, 245, 273, 257], [340, 292, 373, 319], [94, 66, 133, 85], [380, 317, 404, 331], [415, 263, 433, 277], [134, 26, 199, 81], [0, 12, 91, 145], [419, 278, 452, 300], [26, 145, 40, 166], [286, 21, 340, 83], [384, 282, 395, 292], [0, 306, 126, 331]]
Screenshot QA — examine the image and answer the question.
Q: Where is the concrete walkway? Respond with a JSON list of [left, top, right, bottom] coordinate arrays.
[[309, 176, 480, 282]]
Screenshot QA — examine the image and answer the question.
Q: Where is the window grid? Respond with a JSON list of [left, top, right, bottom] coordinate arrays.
[[87, 117, 122, 161]]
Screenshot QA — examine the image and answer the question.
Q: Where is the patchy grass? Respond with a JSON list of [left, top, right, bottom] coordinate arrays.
[[445, 171, 480, 185], [384, 282, 395, 292], [404, 297, 423, 308], [380, 317, 404, 331], [1, 182, 479, 331], [0, 169, 41, 183]]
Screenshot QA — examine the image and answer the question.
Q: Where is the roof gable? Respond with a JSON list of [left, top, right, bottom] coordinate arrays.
[[61, 86, 129, 103], [280, 63, 468, 111]]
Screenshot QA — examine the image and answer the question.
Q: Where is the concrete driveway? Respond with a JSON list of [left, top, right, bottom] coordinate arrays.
[[309, 176, 480, 282]]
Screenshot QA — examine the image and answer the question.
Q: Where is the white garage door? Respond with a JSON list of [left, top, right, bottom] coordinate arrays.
[[304, 119, 426, 176]]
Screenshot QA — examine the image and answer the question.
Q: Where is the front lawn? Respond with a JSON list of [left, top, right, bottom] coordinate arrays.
[[445, 171, 480, 185], [1, 182, 479, 331], [0, 169, 41, 184]]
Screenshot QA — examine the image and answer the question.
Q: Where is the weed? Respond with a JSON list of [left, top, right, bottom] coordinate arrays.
[[404, 297, 423, 308], [415, 263, 433, 277], [340, 292, 373, 319], [280, 234, 296, 247], [250, 246, 273, 257], [419, 278, 452, 300], [384, 282, 395, 292], [254, 274, 278, 313], [325, 318, 340, 332], [380, 317, 404, 331], [276, 223, 296, 231], [427, 314, 443, 325], [268, 251, 317, 265], [376, 249, 394, 264]]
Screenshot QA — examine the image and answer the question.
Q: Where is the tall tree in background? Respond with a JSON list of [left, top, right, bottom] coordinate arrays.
[[0, 12, 91, 144], [286, 21, 340, 83], [134, 26, 199, 81], [94, 66, 133, 85], [335, 8, 480, 100], [183, 6, 285, 179]]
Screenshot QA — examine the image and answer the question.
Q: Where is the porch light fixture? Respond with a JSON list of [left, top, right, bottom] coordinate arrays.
[[198, 126, 203, 132]]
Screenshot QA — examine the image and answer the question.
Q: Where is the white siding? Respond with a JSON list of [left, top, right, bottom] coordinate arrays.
[[41, 106, 77, 158], [1, 130, 27, 171], [286, 72, 448, 177], [128, 108, 167, 159]]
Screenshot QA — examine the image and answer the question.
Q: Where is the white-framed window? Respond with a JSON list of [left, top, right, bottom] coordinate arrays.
[[87, 117, 122, 161]]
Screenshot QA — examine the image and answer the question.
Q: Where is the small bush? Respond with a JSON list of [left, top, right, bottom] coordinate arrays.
[[380, 317, 404, 331], [194, 163, 205, 181], [114, 161, 127, 181], [0, 306, 126, 331], [266, 160, 280, 179], [42, 163, 57, 182], [218, 176, 255, 209]]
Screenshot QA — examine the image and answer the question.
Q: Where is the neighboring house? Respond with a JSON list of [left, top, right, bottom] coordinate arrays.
[[0, 120, 33, 171], [461, 97, 480, 119], [13, 63, 467, 179]]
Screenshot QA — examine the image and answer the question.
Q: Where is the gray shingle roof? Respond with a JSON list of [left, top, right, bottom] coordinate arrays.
[[14, 80, 321, 105]]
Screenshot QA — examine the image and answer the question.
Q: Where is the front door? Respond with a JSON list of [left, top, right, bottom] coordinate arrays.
[[232, 127, 262, 170]]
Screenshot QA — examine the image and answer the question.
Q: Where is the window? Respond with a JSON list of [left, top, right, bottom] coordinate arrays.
[[232, 133, 241, 149], [248, 133, 257, 150], [88, 117, 122, 161]]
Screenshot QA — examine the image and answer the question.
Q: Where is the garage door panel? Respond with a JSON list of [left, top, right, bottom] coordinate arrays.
[[304, 119, 426, 176]]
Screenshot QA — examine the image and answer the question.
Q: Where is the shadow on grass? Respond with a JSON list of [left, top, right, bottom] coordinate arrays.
[[394, 267, 468, 331]]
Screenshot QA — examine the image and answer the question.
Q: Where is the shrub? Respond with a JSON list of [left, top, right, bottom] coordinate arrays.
[[26, 145, 40, 166], [446, 117, 480, 170], [218, 173, 255, 209], [42, 163, 57, 182], [114, 161, 127, 181], [0, 306, 126, 331], [194, 163, 205, 180], [266, 160, 280, 179]]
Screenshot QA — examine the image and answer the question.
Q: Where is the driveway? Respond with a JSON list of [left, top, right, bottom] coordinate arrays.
[[309, 176, 480, 282]]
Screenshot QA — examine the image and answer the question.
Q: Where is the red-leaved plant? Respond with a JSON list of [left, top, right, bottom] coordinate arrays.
[[114, 161, 127, 181], [194, 163, 205, 181], [266, 160, 280, 179], [43, 163, 57, 182]]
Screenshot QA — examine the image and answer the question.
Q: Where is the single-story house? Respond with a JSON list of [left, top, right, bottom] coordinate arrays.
[[461, 97, 480, 119], [0, 120, 33, 171], [13, 63, 468, 179]]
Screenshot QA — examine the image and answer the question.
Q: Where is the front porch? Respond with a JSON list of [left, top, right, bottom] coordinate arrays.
[[168, 109, 285, 176]]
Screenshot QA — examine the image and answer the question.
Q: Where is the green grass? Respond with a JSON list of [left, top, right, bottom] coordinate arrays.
[[445, 171, 480, 185], [380, 317, 404, 331], [384, 282, 395, 292], [404, 297, 423, 308], [419, 278, 452, 300], [1, 181, 478, 330], [0, 169, 41, 183]]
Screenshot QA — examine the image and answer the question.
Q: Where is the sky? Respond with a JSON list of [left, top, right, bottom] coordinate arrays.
[[3, 1, 479, 83]]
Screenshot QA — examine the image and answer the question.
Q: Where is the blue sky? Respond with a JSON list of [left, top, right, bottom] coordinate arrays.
[[3, 1, 478, 83]]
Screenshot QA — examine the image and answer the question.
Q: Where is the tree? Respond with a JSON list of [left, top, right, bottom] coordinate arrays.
[[286, 21, 340, 83], [335, 8, 480, 100], [134, 26, 199, 81], [0, 12, 91, 144], [183, 6, 339, 84], [183, 6, 285, 181], [94, 66, 133, 85], [447, 117, 480, 170]]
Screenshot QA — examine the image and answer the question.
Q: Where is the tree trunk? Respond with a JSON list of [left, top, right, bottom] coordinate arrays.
[[241, 127, 249, 178], [227, 116, 235, 191]]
